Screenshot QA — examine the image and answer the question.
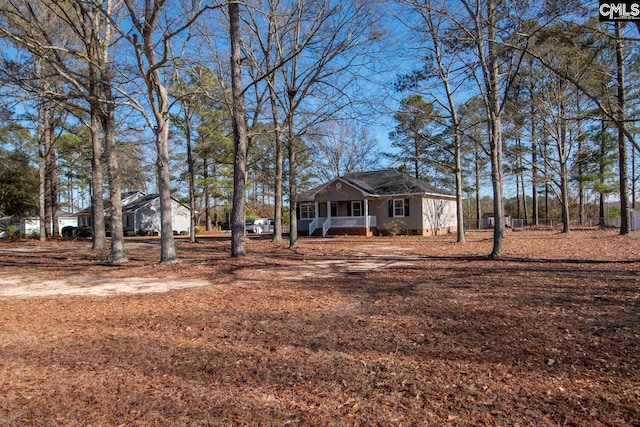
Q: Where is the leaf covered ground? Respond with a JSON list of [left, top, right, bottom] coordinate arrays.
[[0, 229, 639, 426]]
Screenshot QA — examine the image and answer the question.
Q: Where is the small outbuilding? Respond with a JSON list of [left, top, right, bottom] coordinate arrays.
[[482, 213, 512, 229]]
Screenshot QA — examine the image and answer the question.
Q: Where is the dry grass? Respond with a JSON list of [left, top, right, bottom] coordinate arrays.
[[0, 229, 639, 426]]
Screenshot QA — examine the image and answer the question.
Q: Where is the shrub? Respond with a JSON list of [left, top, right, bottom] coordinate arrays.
[[194, 226, 200, 234], [77, 226, 92, 238], [124, 230, 136, 237], [6, 225, 20, 241], [384, 219, 405, 237], [137, 229, 149, 236], [179, 230, 188, 235]]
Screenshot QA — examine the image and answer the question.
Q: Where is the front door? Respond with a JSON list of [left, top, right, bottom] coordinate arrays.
[[330, 202, 338, 217]]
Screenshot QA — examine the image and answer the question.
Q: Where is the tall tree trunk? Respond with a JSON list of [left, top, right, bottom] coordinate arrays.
[[559, 101, 570, 233], [599, 120, 607, 228], [204, 157, 211, 231], [185, 110, 197, 243], [454, 134, 466, 242], [599, 193, 606, 228], [578, 140, 585, 226], [103, 100, 128, 264], [516, 164, 521, 220], [264, 6, 280, 227], [131, 1, 178, 263], [38, 101, 48, 242], [576, 100, 585, 226], [520, 173, 528, 225], [268, 73, 284, 243], [47, 141, 59, 237], [288, 141, 298, 248], [155, 117, 177, 262], [89, 111, 106, 249], [85, 1, 108, 250], [559, 158, 571, 233], [615, 22, 631, 235], [229, 1, 247, 257], [44, 104, 55, 238], [288, 89, 299, 249], [542, 133, 550, 223], [487, 0, 505, 258], [475, 145, 482, 229], [530, 92, 539, 226]]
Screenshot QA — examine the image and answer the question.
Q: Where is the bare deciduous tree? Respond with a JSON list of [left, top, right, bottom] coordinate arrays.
[[0, 0, 125, 260], [229, 0, 248, 257]]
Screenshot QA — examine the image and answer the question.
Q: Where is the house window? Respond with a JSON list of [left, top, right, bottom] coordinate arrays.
[[389, 199, 410, 217], [351, 201, 362, 216], [300, 202, 315, 219]]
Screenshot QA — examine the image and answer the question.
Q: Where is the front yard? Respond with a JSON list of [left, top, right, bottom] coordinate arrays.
[[0, 230, 638, 425]]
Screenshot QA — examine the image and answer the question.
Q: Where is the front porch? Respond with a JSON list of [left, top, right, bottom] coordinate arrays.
[[302, 199, 377, 237], [308, 215, 378, 236]]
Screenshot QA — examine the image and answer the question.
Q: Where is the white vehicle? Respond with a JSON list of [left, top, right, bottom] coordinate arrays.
[[252, 218, 274, 234]]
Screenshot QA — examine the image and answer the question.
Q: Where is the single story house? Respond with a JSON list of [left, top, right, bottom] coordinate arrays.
[[297, 169, 458, 237], [77, 191, 192, 235]]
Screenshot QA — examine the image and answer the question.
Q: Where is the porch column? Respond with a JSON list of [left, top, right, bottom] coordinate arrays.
[[314, 201, 319, 220], [327, 201, 331, 219], [364, 199, 369, 235]]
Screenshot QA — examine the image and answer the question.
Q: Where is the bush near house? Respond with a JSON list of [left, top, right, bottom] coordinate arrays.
[[5, 225, 20, 241], [76, 226, 92, 238], [383, 219, 405, 236]]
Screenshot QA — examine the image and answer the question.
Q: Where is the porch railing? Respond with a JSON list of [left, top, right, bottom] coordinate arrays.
[[308, 217, 322, 236], [308, 216, 377, 237]]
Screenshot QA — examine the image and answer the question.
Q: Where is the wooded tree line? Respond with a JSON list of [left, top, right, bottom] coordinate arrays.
[[387, 0, 639, 254], [0, 0, 638, 262]]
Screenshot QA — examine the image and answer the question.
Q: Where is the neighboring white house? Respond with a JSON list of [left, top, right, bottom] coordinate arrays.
[[77, 192, 192, 235], [18, 211, 78, 236], [297, 169, 457, 237], [633, 210, 640, 231]]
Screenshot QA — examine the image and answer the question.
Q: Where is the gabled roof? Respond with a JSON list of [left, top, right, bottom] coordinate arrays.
[[123, 193, 160, 213], [77, 192, 155, 215], [123, 194, 193, 213], [342, 169, 454, 196], [77, 192, 192, 216], [300, 169, 455, 201]]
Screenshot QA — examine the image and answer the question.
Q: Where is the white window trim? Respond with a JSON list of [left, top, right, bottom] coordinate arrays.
[[351, 201, 363, 217], [393, 199, 406, 218], [300, 202, 315, 219]]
